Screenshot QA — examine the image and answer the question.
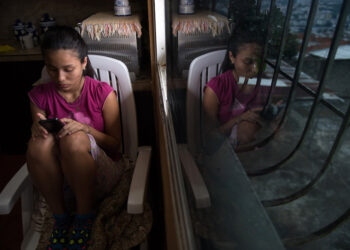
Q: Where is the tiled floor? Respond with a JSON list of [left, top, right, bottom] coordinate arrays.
[[238, 99, 350, 249]]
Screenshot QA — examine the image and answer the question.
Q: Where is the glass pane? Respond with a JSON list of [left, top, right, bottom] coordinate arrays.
[[262, 104, 350, 250], [164, 0, 350, 249], [300, 1, 350, 114]]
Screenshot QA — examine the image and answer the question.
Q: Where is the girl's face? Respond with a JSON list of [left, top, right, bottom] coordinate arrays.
[[229, 43, 262, 80], [45, 49, 87, 92]]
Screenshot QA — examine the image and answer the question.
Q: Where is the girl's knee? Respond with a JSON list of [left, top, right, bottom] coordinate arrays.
[[59, 132, 90, 156], [26, 136, 56, 161], [237, 121, 260, 145]]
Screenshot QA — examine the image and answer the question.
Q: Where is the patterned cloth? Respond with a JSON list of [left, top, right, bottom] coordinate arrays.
[[172, 10, 230, 37], [81, 12, 142, 40], [36, 164, 152, 250]]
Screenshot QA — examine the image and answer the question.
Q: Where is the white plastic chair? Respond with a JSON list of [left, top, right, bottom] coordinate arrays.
[[178, 49, 226, 209], [0, 55, 152, 250], [180, 50, 286, 249]]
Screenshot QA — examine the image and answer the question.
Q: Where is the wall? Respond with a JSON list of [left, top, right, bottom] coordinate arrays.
[[0, 0, 146, 45]]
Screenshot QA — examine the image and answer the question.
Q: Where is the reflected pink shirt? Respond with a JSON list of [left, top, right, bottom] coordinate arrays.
[[205, 70, 259, 124], [28, 76, 114, 132]]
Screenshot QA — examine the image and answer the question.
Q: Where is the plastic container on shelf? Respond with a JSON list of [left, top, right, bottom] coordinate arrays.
[[22, 33, 34, 49], [13, 19, 25, 42], [114, 0, 131, 16], [25, 22, 40, 46], [39, 13, 56, 33], [179, 0, 195, 14], [18, 29, 29, 49]]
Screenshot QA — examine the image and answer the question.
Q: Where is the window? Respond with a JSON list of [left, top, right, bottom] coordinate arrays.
[[155, 0, 350, 249]]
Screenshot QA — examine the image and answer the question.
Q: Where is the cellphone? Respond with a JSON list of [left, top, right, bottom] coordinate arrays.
[[260, 104, 278, 121], [260, 103, 286, 121], [38, 118, 64, 134]]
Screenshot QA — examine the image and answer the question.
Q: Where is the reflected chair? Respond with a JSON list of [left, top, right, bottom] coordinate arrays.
[[0, 55, 152, 250], [179, 49, 286, 249], [178, 49, 227, 209]]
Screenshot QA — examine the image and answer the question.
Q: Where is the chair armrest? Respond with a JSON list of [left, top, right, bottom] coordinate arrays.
[[0, 163, 31, 214], [127, 146, 152, 214], [178, 144, 211, 208]]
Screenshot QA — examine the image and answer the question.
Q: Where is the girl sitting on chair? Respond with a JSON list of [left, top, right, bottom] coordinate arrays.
[[26, 26, 124, 250], [203, 26, 276, 152]]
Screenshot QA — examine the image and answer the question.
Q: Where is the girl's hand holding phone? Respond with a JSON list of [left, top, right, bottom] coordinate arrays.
[[32, 113, 49, 139], [38, 118, 64, 134], [240, 107, 263, 124], [34, 113, 65, 139], [57, 118, 90, 138]]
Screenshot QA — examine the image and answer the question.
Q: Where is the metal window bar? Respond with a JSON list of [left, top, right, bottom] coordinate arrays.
[[245, 0, 350, 245], [256, 0, 276, 89], [284, 210, 350, 247], [264, 0, 294, 108], [247, 0, 319, 175], [281, 100, 350, 247], [278, 0, 319, 124], [266, 59, 346, 119], [247, 0, 350, 177], [256, 0, 262, 15], [268, 60, 345, 119], [263, 96, 350, 208], [257, 0, 350, 237], [259, 58, 346, 120]]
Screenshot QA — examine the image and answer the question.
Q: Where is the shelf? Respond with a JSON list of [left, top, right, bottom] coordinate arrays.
[[0, 45, 152, 91], [0, 47, 42, 62]]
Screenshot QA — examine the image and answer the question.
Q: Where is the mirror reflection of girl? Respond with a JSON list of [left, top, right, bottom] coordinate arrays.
[[203, 28, 265, 151], [26, 26, 123, 250]]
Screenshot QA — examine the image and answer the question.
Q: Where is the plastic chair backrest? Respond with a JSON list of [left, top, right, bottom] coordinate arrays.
[[89, 55, 138, 162], [186, 49, 226, 155]]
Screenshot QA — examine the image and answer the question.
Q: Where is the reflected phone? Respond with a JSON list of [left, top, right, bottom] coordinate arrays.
[[260, 103, 286, 121], [38, 118, 64, 133]]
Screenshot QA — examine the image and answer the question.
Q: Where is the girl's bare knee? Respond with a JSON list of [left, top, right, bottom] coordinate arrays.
[[237, 121, 261, 145], [59, 132, 90, 156], [26, 136, 56, 162]]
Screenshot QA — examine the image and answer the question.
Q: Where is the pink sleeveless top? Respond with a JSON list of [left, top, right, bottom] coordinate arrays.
[[205, 70, 259, 124], [28, 76, 114, 132]]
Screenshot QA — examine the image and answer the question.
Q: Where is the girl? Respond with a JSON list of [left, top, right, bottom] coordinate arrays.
[[203, 28, 265, 151], [26, 26, 123, 250]]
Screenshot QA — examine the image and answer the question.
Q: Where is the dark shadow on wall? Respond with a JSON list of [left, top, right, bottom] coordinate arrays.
[[0, 61, 44, 154]]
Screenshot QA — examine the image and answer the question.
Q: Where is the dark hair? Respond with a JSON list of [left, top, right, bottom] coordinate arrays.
[[221, 26, 264, 73], [40, 26, 95, 78]]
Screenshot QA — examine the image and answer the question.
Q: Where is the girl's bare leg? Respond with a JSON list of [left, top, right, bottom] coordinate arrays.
[[236, 120, 261, 151], [59, 132, 96, 214], [26, 135, 65, 214]]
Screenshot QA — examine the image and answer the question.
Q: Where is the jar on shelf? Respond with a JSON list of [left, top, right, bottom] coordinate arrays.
[[179, 0, 195, 14], [13, 19, 25, 42], [25, 22, 40, 46], [39, 13, 56, 33], [114, 0, 131, 16]]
